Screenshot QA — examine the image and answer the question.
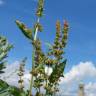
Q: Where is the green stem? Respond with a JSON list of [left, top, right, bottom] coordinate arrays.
[[28, 51, 34, 96], [34, 18, 40, 41], [29, 18, 40, 96]]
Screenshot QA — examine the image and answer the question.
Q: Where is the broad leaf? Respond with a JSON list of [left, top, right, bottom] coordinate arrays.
[[16, 20, 33, 40]]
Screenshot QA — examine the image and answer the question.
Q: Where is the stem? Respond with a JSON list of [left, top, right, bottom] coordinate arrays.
[[29, 18, 40, 96], [45, 65, 49, 95], [34, 18, 40, 41], [28, 51, 34, 96]]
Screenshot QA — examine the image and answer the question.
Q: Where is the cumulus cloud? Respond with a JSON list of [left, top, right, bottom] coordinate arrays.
[[59, 61, 96, 96], [60, 62, 96, 84], [0, 61, 96, 96], [0, 61, 30, 89]]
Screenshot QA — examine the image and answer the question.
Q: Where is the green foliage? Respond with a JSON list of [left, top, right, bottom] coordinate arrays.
[[0, 79, 28, 96], [36, 0, 44, 17], [34, 22, 43, 32], [44, 20, 69, 95], [0, 36, 13, 74], [0, 0, 70, 95], [16, 0, 69, 95], [18, 57, 27, 91], [0, 57, 28, 96], [0, 79, 9, 92], [49, 60, 67, 83], [15, 20, 33, 40], [0, 62, 6, 73]]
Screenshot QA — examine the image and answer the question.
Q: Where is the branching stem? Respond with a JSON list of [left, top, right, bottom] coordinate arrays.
[[29, 17, 40, 96]]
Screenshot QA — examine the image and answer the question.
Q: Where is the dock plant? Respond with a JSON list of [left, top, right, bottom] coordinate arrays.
[[15, 0, 69, 95]]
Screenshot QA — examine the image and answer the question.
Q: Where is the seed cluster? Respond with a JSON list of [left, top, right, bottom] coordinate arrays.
[[18, 58, 27, 91]]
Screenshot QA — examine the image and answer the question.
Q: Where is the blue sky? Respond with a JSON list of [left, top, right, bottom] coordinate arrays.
[[0, 0, 96, 71]]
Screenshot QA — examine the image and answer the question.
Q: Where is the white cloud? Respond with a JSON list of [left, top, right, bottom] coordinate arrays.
[[0, 61, 30, 89], [0, 61, 96, 96], [0, 61, 20, 86], [59, 61, 96, 96], [0, 0, 4, 5], [60, 62, 96, 84], [85, 82, 96, 96]]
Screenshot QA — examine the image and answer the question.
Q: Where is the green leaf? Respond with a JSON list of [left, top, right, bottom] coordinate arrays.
[[16, 20, 33, 40], [0, 36, 13, 74], [0, 79, 27, 96], [0, 62, 6, 73], [49, 59, 67, 83]]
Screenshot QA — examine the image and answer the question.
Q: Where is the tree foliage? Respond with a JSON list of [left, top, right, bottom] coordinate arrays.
[[0, 36, 13, 74], [0, 79, 28, 96]]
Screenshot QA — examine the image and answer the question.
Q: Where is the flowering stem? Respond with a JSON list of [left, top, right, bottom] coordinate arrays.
[[34, 18, 40, 41], [29, 17, 40, 96]]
